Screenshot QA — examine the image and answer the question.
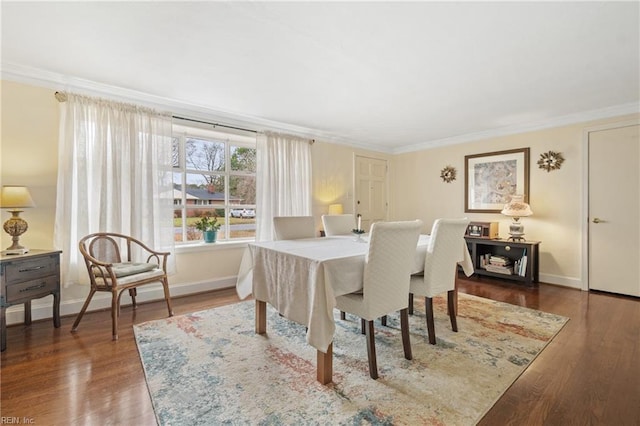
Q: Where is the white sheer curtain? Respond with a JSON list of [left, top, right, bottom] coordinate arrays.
[[256, 131, 312, 241], [54, 93, 175, 286]]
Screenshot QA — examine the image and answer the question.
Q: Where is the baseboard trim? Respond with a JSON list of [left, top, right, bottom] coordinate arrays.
[[5, 272, 584, 325], [539, 273, 582, 289], [4, 276, 238, 326]]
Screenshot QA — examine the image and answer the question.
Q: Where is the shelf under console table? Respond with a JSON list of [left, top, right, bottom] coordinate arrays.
[[464, 237, 540, 286]]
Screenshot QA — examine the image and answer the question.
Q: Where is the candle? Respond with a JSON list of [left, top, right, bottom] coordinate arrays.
[[357, 215, 361, 231]]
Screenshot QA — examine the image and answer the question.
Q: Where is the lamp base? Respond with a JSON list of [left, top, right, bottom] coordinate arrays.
[[507, 217, 526, 242], [3, 210, 29, 252], [2, 248, 29, 256]]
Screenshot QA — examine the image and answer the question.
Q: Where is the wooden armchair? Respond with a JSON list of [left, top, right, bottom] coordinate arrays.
[[71, 232, 174, 340]]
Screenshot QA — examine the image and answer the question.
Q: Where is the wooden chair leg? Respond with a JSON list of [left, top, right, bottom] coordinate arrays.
[[381, 315, 387, 326], [340, 311, 346, 320], [447, 283, 459, 316], [129, 288, 137, 308], [71, 288, 97, 331], [447, 289, 458, 332], [111, 290, 119, 341], [116, 290, 126, 317], [400, 308, 412, 360], [162, 278, 174, 316], [364, 320, 378, 379], [425, 297, 436, 345], [361, 318, 366, 335], [408, 293, 414, 315]]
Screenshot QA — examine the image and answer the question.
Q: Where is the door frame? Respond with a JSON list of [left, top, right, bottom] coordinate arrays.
[[352, 154, 389, 222], [581, 118, 640, 291]]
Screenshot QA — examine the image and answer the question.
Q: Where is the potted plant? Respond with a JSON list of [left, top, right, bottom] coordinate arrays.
[[194, 215, 221, 243]]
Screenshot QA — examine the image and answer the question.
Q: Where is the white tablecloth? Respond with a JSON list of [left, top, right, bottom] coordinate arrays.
[[236, 234, 473, 353]]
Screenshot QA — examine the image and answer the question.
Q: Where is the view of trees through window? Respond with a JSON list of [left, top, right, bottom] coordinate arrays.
[[172, 124, 257, 243]]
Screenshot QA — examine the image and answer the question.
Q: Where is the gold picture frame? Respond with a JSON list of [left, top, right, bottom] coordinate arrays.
[[464, 148, 530, 213]]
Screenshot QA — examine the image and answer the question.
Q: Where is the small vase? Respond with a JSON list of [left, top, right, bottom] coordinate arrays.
[[203, 230, 217, 243]]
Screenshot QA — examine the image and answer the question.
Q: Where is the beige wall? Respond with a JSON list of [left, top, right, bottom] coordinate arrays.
[[311, 140, 392, 231], [390, 114, 639, 285], [0, 80, 388, 322], [1, 80, 59, 252], [2, 79, 637, 321], [0, 82, 254, 314]]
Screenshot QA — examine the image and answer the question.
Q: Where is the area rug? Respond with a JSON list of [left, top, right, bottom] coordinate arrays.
[[134, 293, 568, 425]]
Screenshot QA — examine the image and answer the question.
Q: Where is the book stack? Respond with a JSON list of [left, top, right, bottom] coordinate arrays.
[[484, 255, 513, 275], [513, 249, 528, 277]]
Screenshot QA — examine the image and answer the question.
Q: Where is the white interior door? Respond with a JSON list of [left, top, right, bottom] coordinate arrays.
[[588, 123, 640, 296], [355, 156, 388, 231]]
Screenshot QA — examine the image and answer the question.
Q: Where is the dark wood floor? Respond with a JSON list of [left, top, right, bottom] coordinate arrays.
[[1, 275, 638, 425]]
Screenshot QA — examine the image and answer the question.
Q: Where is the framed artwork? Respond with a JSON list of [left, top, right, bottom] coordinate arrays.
[[464, 148, 530, 213]]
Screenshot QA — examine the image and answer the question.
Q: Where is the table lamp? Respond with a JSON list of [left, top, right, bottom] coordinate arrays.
[[1, 185, 36, 253], [328, 204, 343, 215], [501, 194, 532, 241]]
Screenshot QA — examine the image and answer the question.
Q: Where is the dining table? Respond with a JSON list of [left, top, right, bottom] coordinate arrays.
[[235, 233, 473, 384]]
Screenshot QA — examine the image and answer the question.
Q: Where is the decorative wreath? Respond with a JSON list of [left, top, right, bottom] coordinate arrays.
[[440, 165, 457, 183], [537, 151, 565, 172]]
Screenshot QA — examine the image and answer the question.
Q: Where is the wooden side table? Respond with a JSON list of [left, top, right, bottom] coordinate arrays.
[[0, 249, 62, 351], [464, 238, 541, 286]]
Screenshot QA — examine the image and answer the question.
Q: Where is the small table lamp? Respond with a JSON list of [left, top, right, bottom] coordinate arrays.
[[328, 204, 344, 215], [501, 194, 532, 241], [1, 185, 36, 252]]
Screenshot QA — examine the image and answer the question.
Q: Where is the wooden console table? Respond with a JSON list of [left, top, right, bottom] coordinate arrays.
[[1, 249, 62, 351], [464, 238, 540, 286]]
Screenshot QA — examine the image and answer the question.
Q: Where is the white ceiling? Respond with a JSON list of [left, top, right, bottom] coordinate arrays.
[[2, 1, 639, 153]]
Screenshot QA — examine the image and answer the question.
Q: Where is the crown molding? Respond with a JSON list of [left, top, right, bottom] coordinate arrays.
[[1, 63, 388, 153], [3, 62, 635, 155], [393, 102, 640, 154]]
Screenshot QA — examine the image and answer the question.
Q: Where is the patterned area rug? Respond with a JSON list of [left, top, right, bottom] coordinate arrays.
[[134, 293, 568, 425]]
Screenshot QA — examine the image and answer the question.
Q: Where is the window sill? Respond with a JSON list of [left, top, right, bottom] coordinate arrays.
[[174, 239, 252, 254]]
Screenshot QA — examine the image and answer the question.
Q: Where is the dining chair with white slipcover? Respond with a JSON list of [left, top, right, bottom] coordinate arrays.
[[273, 216, 316, 240], [409, 218, 470, 344], [322, 213, 358, 321], [335, 220, 422, 379], [321, 214, 356, 236]]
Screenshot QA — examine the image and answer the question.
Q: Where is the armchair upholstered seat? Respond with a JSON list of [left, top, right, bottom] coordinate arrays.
[[335, 220, 421, 379], [321, 214, 356, 236], [409, 218, 469, 344], [72, 232, 174, 340]]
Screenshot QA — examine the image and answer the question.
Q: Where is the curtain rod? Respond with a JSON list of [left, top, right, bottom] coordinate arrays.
[[54, 92, 314, 143], [54, 92, 256, 133], [54, 91, 67, 102], [172, 115, 257, 134]]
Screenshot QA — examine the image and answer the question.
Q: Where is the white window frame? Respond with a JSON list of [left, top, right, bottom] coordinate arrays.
[[172, 121, 257, 244]]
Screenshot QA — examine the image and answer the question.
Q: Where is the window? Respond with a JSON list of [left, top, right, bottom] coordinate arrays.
[[172, 121, 257, 243]]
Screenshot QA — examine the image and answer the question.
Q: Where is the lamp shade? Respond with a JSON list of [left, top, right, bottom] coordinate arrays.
[[1, 186, 36, 209], [328, 203, 344, 215], [501, 194, 532, 217]]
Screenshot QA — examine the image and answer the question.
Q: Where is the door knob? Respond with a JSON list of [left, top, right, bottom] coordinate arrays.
[[592, 218, 604, 224]]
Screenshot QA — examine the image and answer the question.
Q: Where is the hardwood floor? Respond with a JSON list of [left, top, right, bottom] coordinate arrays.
[[1, 277, 638, 425]]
